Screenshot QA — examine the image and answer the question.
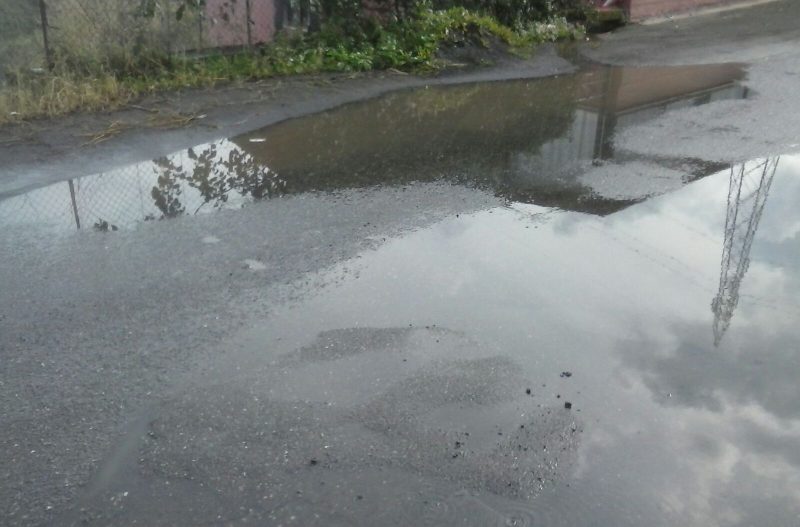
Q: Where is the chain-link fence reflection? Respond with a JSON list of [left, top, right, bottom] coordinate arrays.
[[0, 139, 286, 236]]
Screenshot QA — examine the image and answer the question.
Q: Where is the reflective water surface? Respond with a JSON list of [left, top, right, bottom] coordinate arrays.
[[2, 63, 800, 527], [58, 153, 798, 527], [0, 63, 746, 234], [200, 155, 799, 526]]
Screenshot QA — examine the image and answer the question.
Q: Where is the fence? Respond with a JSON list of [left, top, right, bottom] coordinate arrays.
[[0, 0, 284, 81]]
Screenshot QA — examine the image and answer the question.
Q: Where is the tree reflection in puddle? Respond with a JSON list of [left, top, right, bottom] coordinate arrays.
[[149, 143, 286, 220]]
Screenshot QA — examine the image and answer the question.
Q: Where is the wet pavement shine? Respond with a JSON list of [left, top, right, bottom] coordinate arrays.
[[2, 63, 800, 526]]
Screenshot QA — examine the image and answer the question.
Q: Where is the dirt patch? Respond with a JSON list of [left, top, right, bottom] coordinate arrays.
[[436, 34, 516, 68]]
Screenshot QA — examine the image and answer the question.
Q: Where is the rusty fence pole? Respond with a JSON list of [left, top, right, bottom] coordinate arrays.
[[245, 0, 253, 48], [38, 0, 54, 70], [164, 0, 173, 56], [197, 6, 204, 49]]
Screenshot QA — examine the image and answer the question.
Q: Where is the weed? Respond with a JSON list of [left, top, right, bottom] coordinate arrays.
[[0, 7, 583, 125], [0, 70, 133, 124]]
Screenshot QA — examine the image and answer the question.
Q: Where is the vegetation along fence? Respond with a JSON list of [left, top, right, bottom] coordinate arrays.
[[0, 0, 586, 82], [0, 0, 289, 82]]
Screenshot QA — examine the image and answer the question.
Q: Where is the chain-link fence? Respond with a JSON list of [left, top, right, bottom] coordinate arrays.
[[0, 1, 46, 79], [0, 0, 281, 82]]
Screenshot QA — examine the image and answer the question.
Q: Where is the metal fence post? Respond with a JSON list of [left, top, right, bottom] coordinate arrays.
[[38, 0, 54, 70], [197, 7, 204, 49], [164, 0, 173, 55], [245, 0, 253, 48], [68, 180, 81, 230]]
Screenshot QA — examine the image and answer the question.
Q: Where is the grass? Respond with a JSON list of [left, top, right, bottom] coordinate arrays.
[[0, 8, 583, 126], [0, 72, 132, 124]]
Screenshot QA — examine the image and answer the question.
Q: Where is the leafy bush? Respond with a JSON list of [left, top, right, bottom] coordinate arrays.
[[253, 6, 583, 74]]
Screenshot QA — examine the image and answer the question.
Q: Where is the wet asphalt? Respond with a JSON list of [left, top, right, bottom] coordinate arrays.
[[3, 3, 800, 526]]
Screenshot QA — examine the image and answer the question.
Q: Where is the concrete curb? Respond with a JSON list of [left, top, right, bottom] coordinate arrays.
[[639, 0, 783, 25]]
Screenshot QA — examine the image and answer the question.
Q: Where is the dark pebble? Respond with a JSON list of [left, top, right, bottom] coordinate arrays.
[[525, 388, 531, 395], [560, 371, 572, 378], [564, 402, 572, 409], [309, 459, 318, 466]]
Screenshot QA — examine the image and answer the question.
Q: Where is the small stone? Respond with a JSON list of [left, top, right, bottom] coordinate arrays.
[[309, 459, 318, 466], [243, 259, 267, 271], [560, 371, 572, 378], [564, 402, 572, 409], [525, 388, 531, 395]]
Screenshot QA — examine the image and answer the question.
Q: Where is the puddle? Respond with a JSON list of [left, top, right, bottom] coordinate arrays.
[[0, 63, 747, 235], [10, 62, 800, 527], [206, 154, 800, 525], [61, 153, 800, 527]]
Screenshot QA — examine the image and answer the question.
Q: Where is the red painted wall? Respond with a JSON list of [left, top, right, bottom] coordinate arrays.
[[205, 0, 276, 48], [200, 0, 751, 48]]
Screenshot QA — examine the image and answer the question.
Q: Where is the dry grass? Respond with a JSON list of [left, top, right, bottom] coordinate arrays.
[[0, 72, 134, 126], [146, 111, 208, 129], [0, 0, 200, 126], [79, 119, 130, 146]]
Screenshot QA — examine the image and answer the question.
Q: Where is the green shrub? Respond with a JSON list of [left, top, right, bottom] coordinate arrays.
[[0, 2, 583, 123]]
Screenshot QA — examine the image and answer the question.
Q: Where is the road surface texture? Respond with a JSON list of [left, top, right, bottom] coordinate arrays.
[[2, 1, 800, 526]]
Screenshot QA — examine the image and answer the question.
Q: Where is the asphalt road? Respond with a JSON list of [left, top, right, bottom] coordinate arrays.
[[2, 2, 800, 525]]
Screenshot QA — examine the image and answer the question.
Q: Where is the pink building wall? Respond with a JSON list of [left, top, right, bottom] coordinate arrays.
[[203, 0, 752, 48], [205, 0, 276, 47]]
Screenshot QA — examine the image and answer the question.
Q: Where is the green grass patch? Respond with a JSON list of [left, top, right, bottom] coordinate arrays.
[[0, 8, 583, 125]]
